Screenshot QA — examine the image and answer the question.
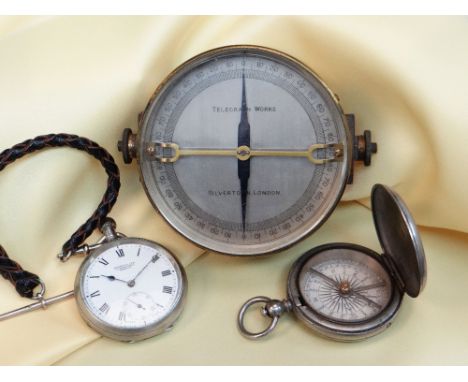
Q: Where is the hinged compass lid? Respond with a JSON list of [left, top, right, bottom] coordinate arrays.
[[371, 184, 427, 297]]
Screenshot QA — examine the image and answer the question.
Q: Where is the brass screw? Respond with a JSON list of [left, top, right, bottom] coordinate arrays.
[[146, 145, 155, 155], [236, 145, 251, 161]]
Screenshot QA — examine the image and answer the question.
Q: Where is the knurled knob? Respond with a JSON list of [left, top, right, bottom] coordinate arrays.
[[355, 130, 377, 166], [117, 128, 136, 164]]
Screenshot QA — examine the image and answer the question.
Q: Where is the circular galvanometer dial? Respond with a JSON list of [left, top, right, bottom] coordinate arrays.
[[75, 238, 186, 342], [129, 45, 374, 255], [298, 248, 392, 323]]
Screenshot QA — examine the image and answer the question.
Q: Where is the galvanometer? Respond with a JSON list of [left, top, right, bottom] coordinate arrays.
[[119, 45, 377, 255]]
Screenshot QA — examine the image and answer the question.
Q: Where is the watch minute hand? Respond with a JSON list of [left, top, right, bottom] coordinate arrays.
[[129, 255, 159, 285]]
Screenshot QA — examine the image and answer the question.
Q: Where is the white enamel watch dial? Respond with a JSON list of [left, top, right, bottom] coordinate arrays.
[[75, 238, 186, 342]]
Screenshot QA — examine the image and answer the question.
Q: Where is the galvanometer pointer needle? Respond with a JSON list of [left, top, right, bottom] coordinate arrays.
[[237, 71, 251, 233]]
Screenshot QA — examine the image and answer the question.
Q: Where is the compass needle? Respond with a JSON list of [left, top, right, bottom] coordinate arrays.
[[354, 281, 386, 293]]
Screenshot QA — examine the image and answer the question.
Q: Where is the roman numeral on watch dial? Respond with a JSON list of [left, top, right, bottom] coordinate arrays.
[[99, 303, 110, 314], [98, 258, 109, 266]]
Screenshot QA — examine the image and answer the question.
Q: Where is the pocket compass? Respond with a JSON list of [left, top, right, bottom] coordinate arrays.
[[238, 184, 427, 341], [119, 45, 377, 255]]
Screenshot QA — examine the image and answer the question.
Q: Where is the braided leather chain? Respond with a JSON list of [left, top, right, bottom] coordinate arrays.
[[0, 134, 120, 298]]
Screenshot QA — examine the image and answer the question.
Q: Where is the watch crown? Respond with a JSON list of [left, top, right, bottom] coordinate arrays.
[[100, 218, 118, 241]]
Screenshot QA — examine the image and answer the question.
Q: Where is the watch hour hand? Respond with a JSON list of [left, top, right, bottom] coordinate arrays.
[[100, 275, 129, 284]]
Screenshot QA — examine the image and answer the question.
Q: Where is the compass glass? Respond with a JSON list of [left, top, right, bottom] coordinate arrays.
[[298, 248, 392, 323], [139, 46, 351, 255]]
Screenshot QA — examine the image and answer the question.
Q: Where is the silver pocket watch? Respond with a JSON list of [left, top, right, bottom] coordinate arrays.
[[238, 184, 427, 341], [74, 219, 187, 342]]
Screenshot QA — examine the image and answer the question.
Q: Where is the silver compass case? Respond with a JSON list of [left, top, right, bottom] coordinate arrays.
[[287, 184, 427, 341]]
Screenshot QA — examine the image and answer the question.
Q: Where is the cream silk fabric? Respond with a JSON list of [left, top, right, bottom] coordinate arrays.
[[0, 16, 467, 365]]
